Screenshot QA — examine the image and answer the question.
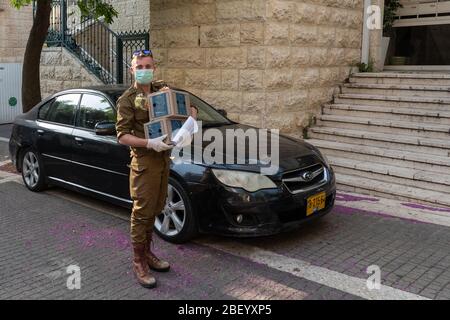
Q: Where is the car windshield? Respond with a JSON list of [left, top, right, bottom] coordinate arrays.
[[188, 93, 232, 126]]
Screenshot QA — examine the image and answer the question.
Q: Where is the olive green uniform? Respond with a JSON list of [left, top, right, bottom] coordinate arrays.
[[115, 85, 170, 244]]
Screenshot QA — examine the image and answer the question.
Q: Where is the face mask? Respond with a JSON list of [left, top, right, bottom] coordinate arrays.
[[135, 69, 154, 85]]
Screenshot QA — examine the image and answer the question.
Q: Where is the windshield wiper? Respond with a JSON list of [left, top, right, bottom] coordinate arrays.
[[202, 122, 231, 128]]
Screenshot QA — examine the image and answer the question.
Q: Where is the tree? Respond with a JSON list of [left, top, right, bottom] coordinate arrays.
[[10, 0, 118, 112]]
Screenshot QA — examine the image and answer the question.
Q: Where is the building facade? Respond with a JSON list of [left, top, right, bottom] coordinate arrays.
[[149, 0, 364, 137]]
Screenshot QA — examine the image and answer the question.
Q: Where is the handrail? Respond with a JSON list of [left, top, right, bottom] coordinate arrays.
[[35, 0, 149, 85]]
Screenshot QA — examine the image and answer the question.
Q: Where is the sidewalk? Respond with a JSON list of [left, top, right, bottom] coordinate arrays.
[[1, 167, 450, 300]]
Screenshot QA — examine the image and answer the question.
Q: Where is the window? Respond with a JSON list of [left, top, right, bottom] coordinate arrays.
[[76, 94, 116, 130], [42, 94, 80, 126], [37, 100, 53, 120]]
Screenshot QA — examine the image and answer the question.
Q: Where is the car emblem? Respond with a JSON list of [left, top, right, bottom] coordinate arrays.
[[302, 171, 313, 181]]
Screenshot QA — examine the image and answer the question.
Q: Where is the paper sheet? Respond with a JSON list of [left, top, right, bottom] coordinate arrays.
[[171, 116, 199, 147]]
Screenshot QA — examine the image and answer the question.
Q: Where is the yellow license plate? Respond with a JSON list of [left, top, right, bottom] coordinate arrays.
[[306, 192, 326, 216]]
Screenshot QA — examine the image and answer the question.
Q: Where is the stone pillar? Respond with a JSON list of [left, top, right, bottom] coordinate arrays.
[[149, 0, 364, 138], [369, 0, 385, 71]]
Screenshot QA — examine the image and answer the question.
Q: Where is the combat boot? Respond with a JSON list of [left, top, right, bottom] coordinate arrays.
[[132, 242, 157, 288], [145, 232, 170, 272]]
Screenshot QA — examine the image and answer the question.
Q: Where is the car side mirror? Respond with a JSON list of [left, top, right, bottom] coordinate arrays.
[[95, 121, 116, 136], [217, 109, 227, 117]]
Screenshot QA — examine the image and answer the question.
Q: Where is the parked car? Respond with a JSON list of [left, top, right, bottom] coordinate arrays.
[[9, 85, 336, 243]]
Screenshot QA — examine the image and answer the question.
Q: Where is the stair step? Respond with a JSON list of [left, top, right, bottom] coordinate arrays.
[[329, 156, 450, 193], [323, 103, 450, 125], [335, 173, 450, 207], [336, 93, 450, 110], [350, 72, 450, 86], [306, 138, 450, 173], [308, 126, 450, 157], [342, 83, 450, 98], [318, 114, 450, 139]]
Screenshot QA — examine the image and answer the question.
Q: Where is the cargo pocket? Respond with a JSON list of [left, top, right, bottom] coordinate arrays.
[[129, 160, 148, 200]]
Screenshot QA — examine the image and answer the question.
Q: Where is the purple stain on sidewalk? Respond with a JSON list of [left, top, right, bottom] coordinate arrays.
[[334, 205, 429, 225], [335, 192, 379, 203], [401, 202, 450, 214], [48, 221, 131, 251]]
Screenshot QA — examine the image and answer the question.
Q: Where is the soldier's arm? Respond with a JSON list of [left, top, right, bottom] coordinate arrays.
[[116, 96, 147, 148]]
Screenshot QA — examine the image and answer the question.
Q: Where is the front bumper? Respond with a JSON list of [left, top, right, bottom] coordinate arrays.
[[193, 166, 336, 237]]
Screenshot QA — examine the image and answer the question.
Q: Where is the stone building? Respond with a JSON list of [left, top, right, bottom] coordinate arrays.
[[149, 0, 364, 138]]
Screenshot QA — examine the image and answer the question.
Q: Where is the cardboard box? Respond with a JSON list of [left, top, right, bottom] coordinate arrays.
[[148, 89, 191, 120], [143, 116, 187, 140], [148, 91, 171, 119]]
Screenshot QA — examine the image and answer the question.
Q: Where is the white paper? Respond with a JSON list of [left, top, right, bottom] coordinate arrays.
[[171, 116, 199, 147]]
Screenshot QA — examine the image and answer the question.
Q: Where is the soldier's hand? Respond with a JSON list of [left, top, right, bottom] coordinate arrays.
[[146, 135, 173, 152]]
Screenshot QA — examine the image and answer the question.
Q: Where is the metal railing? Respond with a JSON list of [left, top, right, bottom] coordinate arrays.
[[33, 0, 149, 85]]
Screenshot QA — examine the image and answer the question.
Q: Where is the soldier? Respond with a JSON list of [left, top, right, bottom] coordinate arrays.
[[115, 49, 173, 288]]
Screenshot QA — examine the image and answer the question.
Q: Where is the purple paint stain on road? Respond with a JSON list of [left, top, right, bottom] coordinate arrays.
[[334, 205, 429, 225], [48, 221, 131, 251], [335, 192, 379, 202], [401, 202, 450, 214]]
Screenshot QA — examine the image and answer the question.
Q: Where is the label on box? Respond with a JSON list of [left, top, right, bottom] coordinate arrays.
[[146, 121, 164, 139], [175, 92, 188, 116], [151, 93, 170, 118]]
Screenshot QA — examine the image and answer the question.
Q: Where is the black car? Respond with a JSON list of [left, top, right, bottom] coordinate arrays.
[[9, 85, 336, 243]]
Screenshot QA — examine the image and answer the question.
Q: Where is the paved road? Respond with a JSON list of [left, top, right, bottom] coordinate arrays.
[[0, 123, 12, 139], [0, 171, 449, 300]]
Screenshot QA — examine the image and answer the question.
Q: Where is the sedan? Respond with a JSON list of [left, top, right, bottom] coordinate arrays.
[[9, 85, 336, 243]]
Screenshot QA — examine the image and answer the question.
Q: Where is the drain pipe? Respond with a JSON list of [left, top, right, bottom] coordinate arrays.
[[361, 0, 371, 65]]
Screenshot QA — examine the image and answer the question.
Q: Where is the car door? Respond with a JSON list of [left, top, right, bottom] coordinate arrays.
[[35, 93, 80, 182], [71, 92, 131, 202]]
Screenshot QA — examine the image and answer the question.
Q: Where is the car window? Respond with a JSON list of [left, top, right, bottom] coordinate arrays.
[[43, 94, 80, 126], [37, 99, 53, 120], [77, 94, 116, 130], [189, 93, 232, 126]]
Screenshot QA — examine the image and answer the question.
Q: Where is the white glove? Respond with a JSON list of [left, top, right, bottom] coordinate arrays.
[[146, 135, 173, 152]]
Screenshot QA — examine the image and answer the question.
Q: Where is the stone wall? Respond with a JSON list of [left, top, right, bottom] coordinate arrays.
[[0, 1, 33, 63], [40, 47, 103, 99], [108, 0, 150, 33], [149, 0, 363, 138]]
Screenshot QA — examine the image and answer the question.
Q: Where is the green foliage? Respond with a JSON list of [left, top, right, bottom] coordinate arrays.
[[10, 0, 118, 24], [356, 59, 374, 73], [10, 0, 33, 9], [384, 0, 403, 34], [77, 0, 118, 24]]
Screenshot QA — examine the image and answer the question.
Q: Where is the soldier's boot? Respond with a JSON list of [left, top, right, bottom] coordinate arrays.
[[132, 242, 157, 288], [145, 232, 170, 272]]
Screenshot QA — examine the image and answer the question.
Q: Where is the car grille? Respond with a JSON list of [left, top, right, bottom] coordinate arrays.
[[282, 163, 328, 194]]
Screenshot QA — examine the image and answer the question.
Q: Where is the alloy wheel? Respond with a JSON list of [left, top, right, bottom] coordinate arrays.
[[23, 151, 40, 188], [155, 183, 186, 237]]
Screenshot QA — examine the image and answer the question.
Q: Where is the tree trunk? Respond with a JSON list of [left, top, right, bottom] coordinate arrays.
[[22, 0, 51, 113]]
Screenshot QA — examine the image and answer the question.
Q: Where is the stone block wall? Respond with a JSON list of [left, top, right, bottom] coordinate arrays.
[[108, 0, 150, 33], [40, 47, 103, 99], [149, 0, 364, 138], [0, 1, 33, 63]]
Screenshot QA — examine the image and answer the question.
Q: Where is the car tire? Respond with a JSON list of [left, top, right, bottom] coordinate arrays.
[[154, 177, 198, 244], [21, 148, 48, 192]]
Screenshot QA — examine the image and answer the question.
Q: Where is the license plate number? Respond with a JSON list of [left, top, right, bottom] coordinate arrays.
[[306, 192, 326, 216]]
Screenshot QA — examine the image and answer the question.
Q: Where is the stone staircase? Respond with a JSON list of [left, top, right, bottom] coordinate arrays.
[[306, 72, 450, 208]]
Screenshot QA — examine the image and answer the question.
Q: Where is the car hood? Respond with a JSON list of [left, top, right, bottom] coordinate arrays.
[[181, 123, 323, 178]]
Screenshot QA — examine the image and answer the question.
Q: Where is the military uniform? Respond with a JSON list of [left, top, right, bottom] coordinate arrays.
[[115, 84, 170, 244]]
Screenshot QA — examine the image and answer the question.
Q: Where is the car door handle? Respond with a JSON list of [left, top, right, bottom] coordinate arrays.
[[37, 129, 44, 136], [74, 136, 85, 144]]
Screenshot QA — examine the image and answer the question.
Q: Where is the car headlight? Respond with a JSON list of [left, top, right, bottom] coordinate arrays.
[[211, 169, 277, 192]]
